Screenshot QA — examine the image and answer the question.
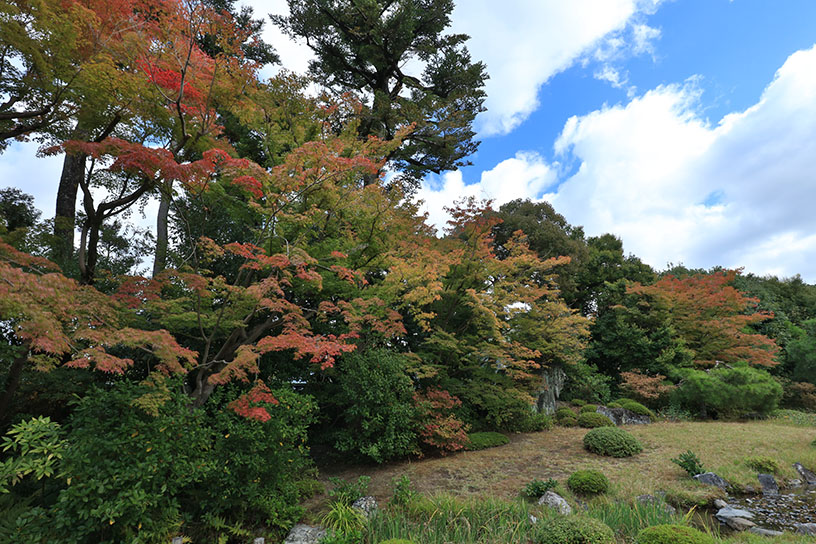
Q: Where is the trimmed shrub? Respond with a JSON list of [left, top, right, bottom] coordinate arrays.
[[558, 413, 578, 427], [616, 398, 655, 419], [580, 404, 599, 413], [535, 516, 615, 544], [466, 431, 510, 451], [516, 413, 554, 432], [577, 412, 615, 428], [583, 427, 643, 458], [743, 456, 780, 474], [571, 399, 588, 407], [672, 363, 782, 418], [567, 470, 609, 495], [521, 478, 558, 499], [556, 407, 577, 418], [636, 524, 714, 544], [606, 401, 622, 409]]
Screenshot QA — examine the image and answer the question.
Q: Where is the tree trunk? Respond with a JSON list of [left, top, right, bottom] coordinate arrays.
[[0, 346, 29, 422], [53, 151, 86, 269], [152, 183, 172, 277], [79, 216, 102, 285]]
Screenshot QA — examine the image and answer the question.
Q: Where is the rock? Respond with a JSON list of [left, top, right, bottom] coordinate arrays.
[[748, 527, 784, 537], [529, 514, 538, 524], [793, 463, 816, 485], [796, 523, 816, 535], [352, 496, 378, 518], [757, 473, 779, 495], [596, 406, 651, 426], [713, 499, 728, 509], [716, 505, 756, 532], [538, 491, 572, 515], [789, 478, 803, 488], [536, 365, 566, 414], [724, 517, 756, 531], [283, 525, 327, 544], [636, 494, 676, 514], [694, 472, 730, 490]]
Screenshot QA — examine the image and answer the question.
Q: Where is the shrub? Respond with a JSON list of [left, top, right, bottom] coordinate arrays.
[[535, 516, 615, 544], [616, 398, 655, 419], [583, 427, 643, 458], [567, 470, 610, 495], [328, 476, 371, 506], [453, 382, 548, 433], [577, 412, 615, 428], [571, 399, 587, 407], [51, 380, 316, 542], [606, 401, 622, 409], [0, 416, 65, 493], [321, 349, 418, 463], [522, 478, 558, 499], [672, 363, 783, 418], [558, 413, 578, 427], [390, 475, 414, 507], [581, 404, 599, 413], [619, 371, 675, 406], [671, 450, 705, 477], [557, 407, 577, 418], [636, 524, 714, 544], [743, 456, 780, 474], [466, 431, 509, 451], [516, 412, 554, 432], [413, 389, 470, 454]]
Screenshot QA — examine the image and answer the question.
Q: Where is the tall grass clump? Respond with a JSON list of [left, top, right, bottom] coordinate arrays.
[[585, 499, 685, 541]]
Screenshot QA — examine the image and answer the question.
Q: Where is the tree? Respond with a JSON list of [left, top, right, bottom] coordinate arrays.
[[628, 270, 779, 367], [273, 0, 487, 187]]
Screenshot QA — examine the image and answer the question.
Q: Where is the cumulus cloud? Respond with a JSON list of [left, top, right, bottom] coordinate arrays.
[[416, 152, 557, 231], [449, 0, 667, 136], [420, 44, 816, 280]]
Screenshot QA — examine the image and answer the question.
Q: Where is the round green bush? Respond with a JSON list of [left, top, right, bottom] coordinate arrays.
[[571, 399, 587, 407], [558, 414, 578, 427], [535, 516, 614, 544], [583, 426, 643, 458], [577, 412, 614, 428], [466, 431, 510, 451], [636, 524, 714, 544], [556, 407, 576, 418], [617, 398, 655, 419], [606, 401, 622, 409], [580, 404, 599, 413], [567, 470, 609, 495]]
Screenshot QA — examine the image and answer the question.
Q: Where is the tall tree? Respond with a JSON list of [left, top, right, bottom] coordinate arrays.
[[273, 0, 487, 187]]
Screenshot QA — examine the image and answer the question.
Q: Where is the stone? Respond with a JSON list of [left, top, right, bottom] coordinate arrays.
[[352, 496, 378, 518], [538, 491, 572, 515], [536, 365, 566, 414], [596, 406, 651, 426], [283, 524, 327, 544], [529, 514, 538, 524], [716, 506, 754, 521], [793, 463, 816, 485], [748, 527, 784, 537], [694, 472, 730, 490], [757, 473, 779, 495], [789, 478, 803, 487], [713, 499, 728, 509], [796, 523, 816, 535], [724, 517, 756, 531], [636, 494, 676, 514]]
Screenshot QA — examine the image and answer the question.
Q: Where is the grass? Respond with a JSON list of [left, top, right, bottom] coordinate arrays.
[[306, 419, 816, 542]]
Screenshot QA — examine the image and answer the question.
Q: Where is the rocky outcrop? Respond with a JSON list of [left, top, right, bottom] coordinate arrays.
[[538, 491, 572, 515], [596, 406, 651, 426], [284, 525, 327, 544], [693, 472, 729, 489], [796, 523, 816, 535]]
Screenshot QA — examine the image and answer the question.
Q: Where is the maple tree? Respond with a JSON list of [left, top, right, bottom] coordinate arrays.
[[627, 270, 780, 368]]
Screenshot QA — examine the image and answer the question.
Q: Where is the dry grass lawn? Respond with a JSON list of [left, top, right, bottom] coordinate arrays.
[[312, 420, 816, 510]]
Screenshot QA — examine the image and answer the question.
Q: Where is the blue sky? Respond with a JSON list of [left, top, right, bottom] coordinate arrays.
[[4, 0, 816, 280]]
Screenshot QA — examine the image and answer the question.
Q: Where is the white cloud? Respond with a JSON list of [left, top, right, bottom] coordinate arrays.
[[416, 152, 556, 231], [420, 44, 816, 281], [450, 0, 667, 136], [241, 0, 314, 80]]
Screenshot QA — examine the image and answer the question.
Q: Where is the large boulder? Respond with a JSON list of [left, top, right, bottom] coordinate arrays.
[[693, 472, 729, 489], [284, 525, 327, 544], [716, 506, 755, 532], [596, 406, 650, 426], [538, 490, 572, 515]]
